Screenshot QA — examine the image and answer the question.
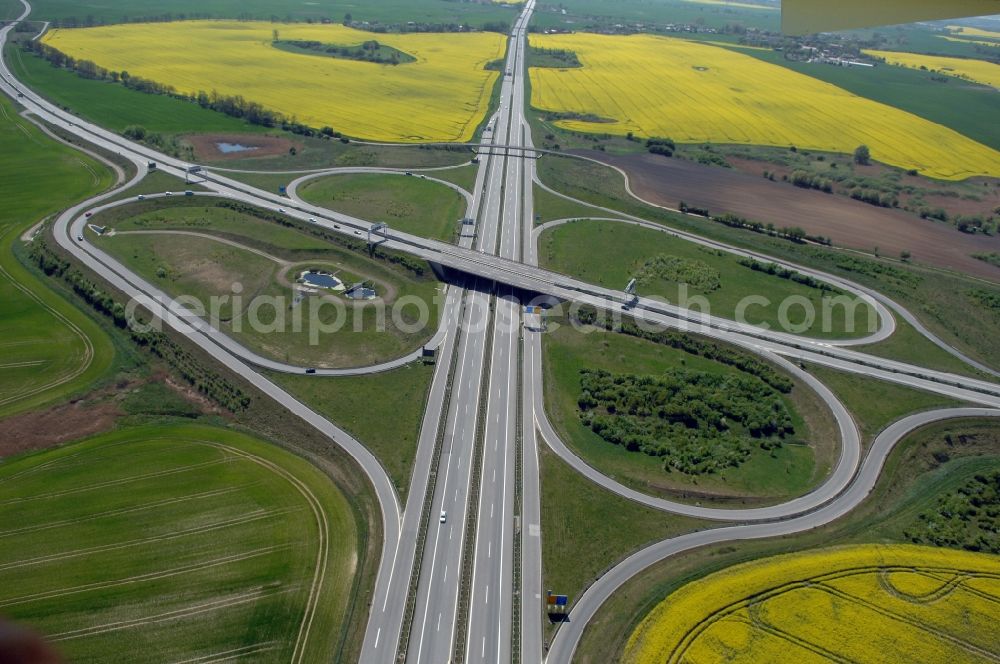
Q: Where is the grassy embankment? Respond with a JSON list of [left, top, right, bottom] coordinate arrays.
[[271, 363, 434, 500]]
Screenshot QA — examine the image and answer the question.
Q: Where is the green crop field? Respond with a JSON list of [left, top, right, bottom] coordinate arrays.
[[5, 45, 268, 136], [531, 0, 779, 32], [538, 219, 876, 340], [541, 319, 837, 504], [0, 423, 359, 663], [28, 0, 518, 26], [739, 48, 1000, 152], [298, 173, 467, 242], [0, 95, 115, 418], [92, 200, 443, 368]]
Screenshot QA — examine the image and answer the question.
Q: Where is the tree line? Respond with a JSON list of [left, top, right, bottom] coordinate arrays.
[[737, 257, 836, 293], [572, 305, 794, 393], [29, 239, 251, 413]]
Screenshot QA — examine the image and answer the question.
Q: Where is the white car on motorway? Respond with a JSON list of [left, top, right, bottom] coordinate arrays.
[[439, 511, 447, 524]]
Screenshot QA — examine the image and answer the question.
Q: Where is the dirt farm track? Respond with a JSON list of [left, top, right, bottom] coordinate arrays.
[[586, 151, 1000, 283]]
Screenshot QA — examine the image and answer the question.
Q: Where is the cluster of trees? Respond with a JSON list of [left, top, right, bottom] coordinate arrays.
[[711, 212, 829, 246], [968, 288, 1000, 314], [972, 252, 1000, 269], [646, 136, 675, 157], [833, 254, 922, 287], [22, 40, 325, 138], [904, 468, 1000, 554], [29, 240, 251, 412], [678, 201, 710, 217], [634, 254, 721, 292], [572, 305, 794, 393], [790, 170, 834, 194], [738, 258, 835, 292], [917, 206, 949, 222], [955, 213, 996, 235], [276, 39, 408, 65], [849, 187, 898, 208], [528, 46, 581, 68], [577, 368, 794, 475], [352, 19, 510, 34]]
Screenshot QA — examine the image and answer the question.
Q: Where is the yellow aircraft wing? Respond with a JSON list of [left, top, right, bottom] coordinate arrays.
[[782, 0, 1000, 34]]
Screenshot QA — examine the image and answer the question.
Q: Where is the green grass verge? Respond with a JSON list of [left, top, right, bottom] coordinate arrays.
[[539, 219, 876, 340], [536, 155, 1000, 372], [92, 200, 443, 369], [542, 321, 838, 505], [298, 172, 466, 242], [531, 0, 779, 32], [533, 183, 607, 224], [572, 418, 1000, 663], [855, 312, 992, 380], [805, 365, 964, 448], [269, 361, 435, 501], [28, 0, 518, 26], [425, 164, 478, 194], [0, 95, 116, 418], [539, 444, 704, 641], [0, 422, 359, 663], [6, 43, 266, 135]]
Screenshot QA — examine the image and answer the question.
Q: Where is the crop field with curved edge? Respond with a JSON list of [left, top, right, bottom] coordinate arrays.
[[864, 49, 1000, 90], [0, 96, 116, 419], [0, 424, 359, 663], [42, 22, 507, 142], [623, 544, 1000, 664], [528, 33, 1000, 180]]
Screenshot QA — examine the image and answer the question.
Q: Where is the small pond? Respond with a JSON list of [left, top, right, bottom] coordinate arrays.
[[216, 142, 259, 154], [301, 271, 344, 290]]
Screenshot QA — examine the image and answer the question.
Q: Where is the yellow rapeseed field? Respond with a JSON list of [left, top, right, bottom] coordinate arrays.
[[946, 25, 1000, 41], [43, 22, 506, 143], [622, 544, 1000, 664], [865, 49, 1000, 89], [529, 33, 1000, 179]]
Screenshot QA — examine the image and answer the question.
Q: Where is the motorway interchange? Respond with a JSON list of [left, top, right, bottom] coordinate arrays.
[[4, 0, 1000, 661]]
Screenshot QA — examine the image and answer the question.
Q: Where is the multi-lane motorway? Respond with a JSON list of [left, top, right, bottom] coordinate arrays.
[[3, 0, 1000, 661]]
